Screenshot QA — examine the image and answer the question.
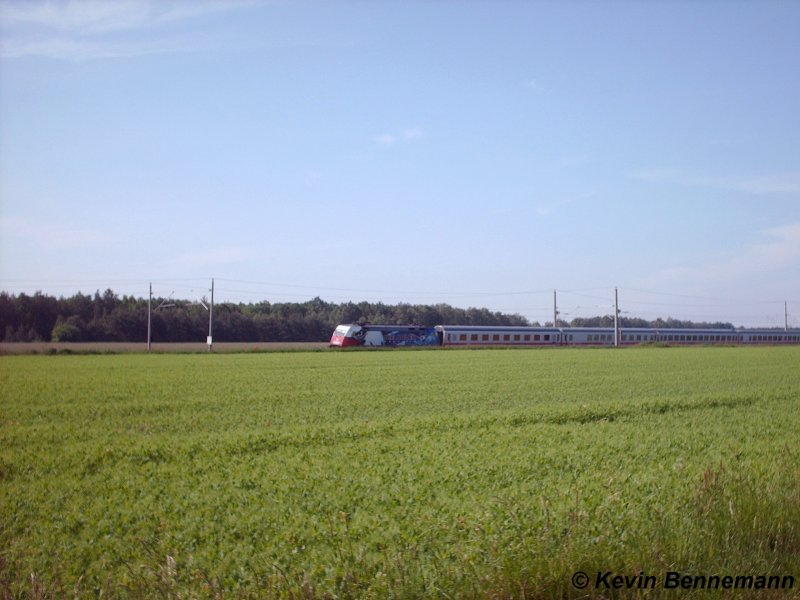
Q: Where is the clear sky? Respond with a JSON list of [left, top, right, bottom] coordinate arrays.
[[1, 0, 799, 327]]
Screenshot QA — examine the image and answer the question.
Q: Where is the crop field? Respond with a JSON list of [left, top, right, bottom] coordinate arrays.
[[0, 342, 329, 355], [2, 347, 800, 599]]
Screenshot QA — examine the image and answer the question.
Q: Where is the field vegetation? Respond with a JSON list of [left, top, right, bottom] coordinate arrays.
[[0, 342, 328, 355], [1, 347, 799, 598]]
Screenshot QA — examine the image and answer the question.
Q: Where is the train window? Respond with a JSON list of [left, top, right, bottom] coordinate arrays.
[[569, 334, 573, 341], [482, 334, 489, 341], [460, 334, 467, 341], [534, 334, 540, 341], [523, 334, 530, 341], [470, 334, 478, 341], [514, 334, 520, 341], [544, 334, 550, 341], [504, 334, 510, 341], [493, 334, 500, 341], [636, 335, 641, 341]]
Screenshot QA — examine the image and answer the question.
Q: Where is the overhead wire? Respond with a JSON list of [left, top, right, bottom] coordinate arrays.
[[1, 278, 796, 326]]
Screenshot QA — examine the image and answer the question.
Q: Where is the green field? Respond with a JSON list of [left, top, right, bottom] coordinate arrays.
[[2, 347, 799, 598]]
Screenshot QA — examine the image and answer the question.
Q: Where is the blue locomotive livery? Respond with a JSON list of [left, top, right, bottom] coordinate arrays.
[[330, 324, 440, 347]]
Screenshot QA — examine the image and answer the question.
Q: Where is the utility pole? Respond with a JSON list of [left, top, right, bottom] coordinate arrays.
[[553, 289, 558, 327], [614, 287, 620, 347], [147, 282, 152, 352], [786, 301, 789, 332], [207, 278, 214, 352]]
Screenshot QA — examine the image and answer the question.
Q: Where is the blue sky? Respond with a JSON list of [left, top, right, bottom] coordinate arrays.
[[1, 0, 799, 327]]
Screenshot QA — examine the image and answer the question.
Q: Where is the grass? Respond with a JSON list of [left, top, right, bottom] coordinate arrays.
[[1, 347, 799, 598]]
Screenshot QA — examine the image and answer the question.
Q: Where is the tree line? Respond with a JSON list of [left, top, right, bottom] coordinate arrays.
[[0, 290, 736, 343], [0, 290, 530, 343]]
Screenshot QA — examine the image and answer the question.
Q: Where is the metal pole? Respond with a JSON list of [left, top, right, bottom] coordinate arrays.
[[208, 278, 214, 352], [786, 301, 789, 331], [553, 289, 557, 328], [614, 287, 619, 347], [147, 282, 152, 351]]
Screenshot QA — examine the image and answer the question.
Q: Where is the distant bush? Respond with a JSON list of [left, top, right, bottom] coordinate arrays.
[[51, 316, 85, 342]]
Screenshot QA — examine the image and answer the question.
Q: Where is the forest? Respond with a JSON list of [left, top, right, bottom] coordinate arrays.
[[0, 290, 735, 343]]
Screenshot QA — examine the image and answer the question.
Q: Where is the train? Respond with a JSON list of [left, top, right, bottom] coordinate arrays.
[[329, 323, 800, 347]]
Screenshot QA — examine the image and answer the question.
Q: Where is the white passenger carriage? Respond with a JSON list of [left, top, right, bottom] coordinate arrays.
[[436, 325, 561, 346]]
